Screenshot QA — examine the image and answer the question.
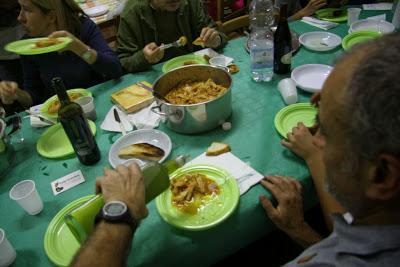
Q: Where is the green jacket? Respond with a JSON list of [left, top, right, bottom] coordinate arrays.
[[117, 0, 228, 73]]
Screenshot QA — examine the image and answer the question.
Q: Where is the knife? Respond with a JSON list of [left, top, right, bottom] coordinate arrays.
[[113, 108, 126, 136], [25, 110, 55, 125]]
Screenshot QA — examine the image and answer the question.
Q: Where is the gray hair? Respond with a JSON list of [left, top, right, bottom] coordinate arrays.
[[342, 33, 400, 161]]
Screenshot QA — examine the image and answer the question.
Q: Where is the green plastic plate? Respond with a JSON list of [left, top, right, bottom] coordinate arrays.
[[162, 54, 208, 73], [274, 103, 318, 138], [5, 37, 72, 55], [36, 120, 96, 158], [156, 164, 239, 231], [44, 195, 94, 267], [40, 89, 92, 119], [315, 8, 347, 22], [342, 30, 381, 51]]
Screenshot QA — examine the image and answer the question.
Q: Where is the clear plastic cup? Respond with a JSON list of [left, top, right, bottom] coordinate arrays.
[[9, 180, 43, 215], [278, 78, 298, 105], [0, 229, 16, 267], [348, 8, 361, 26], [75, 96, 97, 121], [209, 56, 229, 67]]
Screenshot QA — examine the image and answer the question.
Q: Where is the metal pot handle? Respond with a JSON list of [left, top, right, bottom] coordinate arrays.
[[151, 104, 167, 116]]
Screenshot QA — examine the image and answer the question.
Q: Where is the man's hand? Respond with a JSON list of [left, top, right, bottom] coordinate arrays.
[[300, 0, 327, 17], [281, 122, 322, 161], [259, 175, 307, 235], [200, 27, 221, 48], [259, 175, 323, 248], [0, 81, 19, 105], [143, 42, 164, 64], [96, 164, 148, 221]]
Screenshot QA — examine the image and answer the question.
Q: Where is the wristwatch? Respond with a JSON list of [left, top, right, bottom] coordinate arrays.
[[95, 201, 137, 231]]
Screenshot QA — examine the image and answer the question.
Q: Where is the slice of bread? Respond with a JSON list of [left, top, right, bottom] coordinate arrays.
[[118, 143, 165, 161], [111, 81, 154, 113], [206, 142, 231, 156]]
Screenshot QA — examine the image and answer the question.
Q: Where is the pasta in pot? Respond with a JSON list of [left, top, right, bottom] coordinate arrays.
[[165, 79, 227, 105]]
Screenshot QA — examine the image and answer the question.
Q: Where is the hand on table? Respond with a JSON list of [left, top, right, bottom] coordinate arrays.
[[301, 0, 327, 17], [143, 42, 164, 64], [0, 81, 19, 105], [281, 122, 322, 161], [96, 163, 148, 221], [259, 175, 307, 235], [200, 27, 221, 48]]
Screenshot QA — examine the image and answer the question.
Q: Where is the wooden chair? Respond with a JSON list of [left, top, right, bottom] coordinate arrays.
[[216, 14, 249, 39], [216, 0, 249, 22], [98, 15, 120, 50]]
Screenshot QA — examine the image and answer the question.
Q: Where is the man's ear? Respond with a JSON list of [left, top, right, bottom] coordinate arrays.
[[47, 10, 57, 25], [366, 154, 400, 201]]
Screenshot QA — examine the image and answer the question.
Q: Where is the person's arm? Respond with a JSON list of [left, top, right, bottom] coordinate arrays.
[[71, 222, 134, 267], [259, 175, 323, 248], [193, 0, 227, 49], [288, 0, 327, 21], [71, 164, 148, 267], [49, 18, 123, 80], [281, 122, 345, 231], [117, 14, 153, 73]]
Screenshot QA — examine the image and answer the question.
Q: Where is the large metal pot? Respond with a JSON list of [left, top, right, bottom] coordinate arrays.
[[151, 65, 232, 134]]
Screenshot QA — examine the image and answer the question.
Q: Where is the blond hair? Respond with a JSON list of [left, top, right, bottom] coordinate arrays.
[[30, 0, 84, 36]]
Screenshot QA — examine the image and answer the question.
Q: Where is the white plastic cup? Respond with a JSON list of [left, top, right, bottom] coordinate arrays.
[[0, 229, 16, 267], [209, 56, 229, 67], [75, 96, 97, 121], [278, 78, 298, 105], [9, 180, 43, 215], [348, 8, 361, 26]]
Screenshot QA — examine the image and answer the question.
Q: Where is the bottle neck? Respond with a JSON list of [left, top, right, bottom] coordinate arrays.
[[52, 78, 70, 105], [278, 4, 288, 23]]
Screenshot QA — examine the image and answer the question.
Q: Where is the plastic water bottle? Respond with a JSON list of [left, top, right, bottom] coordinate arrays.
[[249, 0, 274, 31], [249, 29, 274, 82], [249, 0, 274, 82]]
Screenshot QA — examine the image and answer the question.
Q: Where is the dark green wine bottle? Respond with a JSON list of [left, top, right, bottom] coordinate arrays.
[[273, 4, 292, 74], [52, 77, 100, 165]]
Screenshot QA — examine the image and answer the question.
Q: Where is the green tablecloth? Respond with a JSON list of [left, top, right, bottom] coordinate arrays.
[[0, 8, 388, 267]]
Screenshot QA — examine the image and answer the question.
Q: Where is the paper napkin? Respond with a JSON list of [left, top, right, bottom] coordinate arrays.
[[302, 16, 339, 30], [100, 105, 133, 133], [187, 152, 264, 195], [29, 104, 53, 128], [125, 101, 161, 129], [363, 3, 393, 11], [194, 48, 234, 65]]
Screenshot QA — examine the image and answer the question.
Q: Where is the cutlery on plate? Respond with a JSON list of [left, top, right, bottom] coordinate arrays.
[[113, 108, 126, 136], [24, 110, 55, 125]]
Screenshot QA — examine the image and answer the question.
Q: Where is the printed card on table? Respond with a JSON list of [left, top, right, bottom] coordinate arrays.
[[51, 170, 85, 195]]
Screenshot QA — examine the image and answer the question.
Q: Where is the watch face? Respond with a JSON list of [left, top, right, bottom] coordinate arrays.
[[104, 201, 127, 217]]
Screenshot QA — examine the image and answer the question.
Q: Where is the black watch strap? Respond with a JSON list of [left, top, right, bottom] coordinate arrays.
[[95, 204, 138, 232]]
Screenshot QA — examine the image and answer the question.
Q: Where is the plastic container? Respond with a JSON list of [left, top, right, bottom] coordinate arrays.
[[249, 29, 274, 82]]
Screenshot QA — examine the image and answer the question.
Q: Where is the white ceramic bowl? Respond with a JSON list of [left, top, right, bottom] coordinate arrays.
[[291, 64, 333, 93], [349, 19, 395, 34], [108, 129, 172, 168], [299, 32, 342, 52]]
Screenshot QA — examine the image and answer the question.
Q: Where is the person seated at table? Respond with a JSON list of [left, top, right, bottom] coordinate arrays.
[[69, 33, 400, 267], [0, 0, 123, 109], [274, 0, 347, 21], [259, 33, 400, 265], [116, 0, 228, 73]]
